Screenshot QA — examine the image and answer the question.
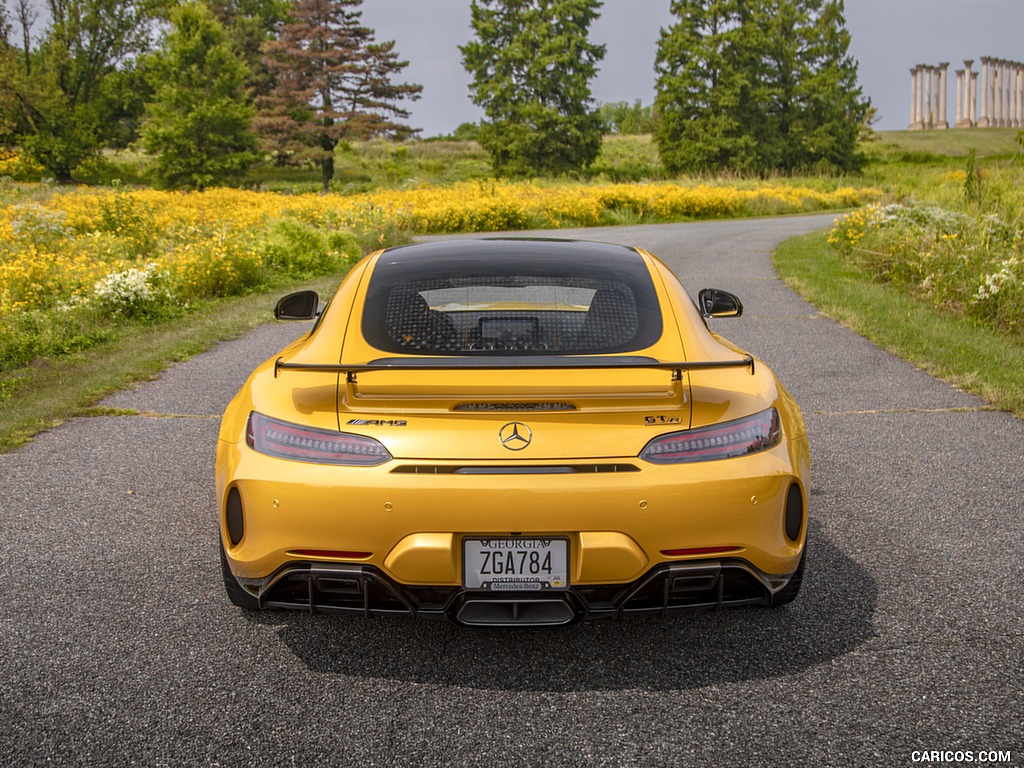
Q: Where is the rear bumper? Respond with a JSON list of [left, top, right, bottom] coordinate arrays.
[[239, 557, 795, 627]]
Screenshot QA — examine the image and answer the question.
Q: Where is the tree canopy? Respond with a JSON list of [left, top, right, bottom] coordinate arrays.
[[257, 0, 421, 193], [0, 0, 873, 186], [461, 0, 606, 176], [655, 0, 869, 175], [7, 0, 158, 181], [141, 1, 258, 190], [0, 0, 420, 188]]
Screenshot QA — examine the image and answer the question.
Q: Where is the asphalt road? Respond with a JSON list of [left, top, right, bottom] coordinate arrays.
[[2, 215, 1021, 767]]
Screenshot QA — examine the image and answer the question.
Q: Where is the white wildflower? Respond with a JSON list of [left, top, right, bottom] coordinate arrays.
[[93, 263, 162, 316]]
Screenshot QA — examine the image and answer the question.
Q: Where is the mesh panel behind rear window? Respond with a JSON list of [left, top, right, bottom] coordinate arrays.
[[363, 243, 662, 356]]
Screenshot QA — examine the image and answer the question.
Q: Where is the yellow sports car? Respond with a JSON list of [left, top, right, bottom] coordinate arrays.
[[216, 239, 809, 626]]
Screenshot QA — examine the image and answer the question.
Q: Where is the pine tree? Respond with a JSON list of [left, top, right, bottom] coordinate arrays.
[[654, 0, 868, 175], [654, 0, 756, 174], [257, 0, 421, 193], [461, 0, 606, 176], [786, 0, 869, 172], [206, 0, 289, 101], [141, 1, 258, 190]]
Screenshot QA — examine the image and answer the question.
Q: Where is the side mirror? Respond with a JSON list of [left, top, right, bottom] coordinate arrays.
[[698, 288, 744, 319], [274, 290, 321, 320]]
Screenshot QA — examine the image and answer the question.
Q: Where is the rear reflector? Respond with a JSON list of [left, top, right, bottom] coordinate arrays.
[[290, 550, 373, 560], [660, 546, 739, 557]]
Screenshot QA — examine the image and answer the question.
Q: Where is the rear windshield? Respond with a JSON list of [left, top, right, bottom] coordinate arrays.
[[362, 243, 662, 356]]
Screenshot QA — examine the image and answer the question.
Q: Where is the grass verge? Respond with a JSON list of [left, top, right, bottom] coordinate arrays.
[[0, 273, 345, 452], [774, 231, 1024, 417]]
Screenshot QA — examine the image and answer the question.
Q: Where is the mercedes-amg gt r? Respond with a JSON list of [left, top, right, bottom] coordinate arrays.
[[216, 238, 809, 627]]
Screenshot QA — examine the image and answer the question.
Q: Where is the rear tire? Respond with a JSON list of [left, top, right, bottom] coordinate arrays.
[[771, 545, 806, 606], [220, 540, 260, 610]]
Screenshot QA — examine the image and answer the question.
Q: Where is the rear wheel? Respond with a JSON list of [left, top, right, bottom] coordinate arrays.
[[771, 545, 806, 606], [220, 540, 260, 610]]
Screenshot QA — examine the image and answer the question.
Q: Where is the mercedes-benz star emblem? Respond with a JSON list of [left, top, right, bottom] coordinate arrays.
[[498, 422, 532, 451]]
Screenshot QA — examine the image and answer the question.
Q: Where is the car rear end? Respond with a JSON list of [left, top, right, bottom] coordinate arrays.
[[216, 239, 809, 626]]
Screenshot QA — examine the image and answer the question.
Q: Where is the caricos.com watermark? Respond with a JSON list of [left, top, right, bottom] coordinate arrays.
[[911, 751, 1013, 764]]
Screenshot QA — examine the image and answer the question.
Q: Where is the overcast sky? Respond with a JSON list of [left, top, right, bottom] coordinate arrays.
[[358, 0, 1024, 137]]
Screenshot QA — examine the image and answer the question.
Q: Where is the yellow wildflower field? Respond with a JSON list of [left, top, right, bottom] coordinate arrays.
[[1, 180, 877, 310], [0, 179, 879, 368]]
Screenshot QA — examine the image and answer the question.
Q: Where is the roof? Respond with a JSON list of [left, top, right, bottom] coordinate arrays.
[[377, 238, 644, 268]]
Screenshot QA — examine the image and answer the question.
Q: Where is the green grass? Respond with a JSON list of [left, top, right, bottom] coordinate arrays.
[[774, 231, 1024, 417], [858, 127, 1024, 214], [81, 138, 494, 193], [862, 126, 1021, 159], [0, 273, 345, 452]]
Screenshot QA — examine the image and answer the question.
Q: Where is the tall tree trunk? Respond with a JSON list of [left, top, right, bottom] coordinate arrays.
[[320, 154, 333, 194]]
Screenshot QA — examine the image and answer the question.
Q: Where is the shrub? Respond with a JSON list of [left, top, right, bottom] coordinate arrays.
[[261, 219, 359, 278], [828, 202, 1023, 336]]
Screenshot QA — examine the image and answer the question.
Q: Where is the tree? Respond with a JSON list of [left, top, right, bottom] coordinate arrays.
[[654, 1, 755, 173], [258, 0, 422, 193], [11, 0, 37, 74], [141, 1, 258, 190], [0, 5, 18, 141], [783, 0, 869, 172], [654, 0, 868, 175], [206, 0, 289, 99], [461, 0, 606, 177], [10, 0, 158, 182], [598, 100, 655, 135]]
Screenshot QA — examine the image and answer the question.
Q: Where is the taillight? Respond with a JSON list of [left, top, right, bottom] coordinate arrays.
[[639, 408, 781, 464], [246, 412, 391, 466]]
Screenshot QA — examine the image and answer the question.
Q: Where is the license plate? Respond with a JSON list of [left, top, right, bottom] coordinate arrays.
[[463, 537, 568, 591]]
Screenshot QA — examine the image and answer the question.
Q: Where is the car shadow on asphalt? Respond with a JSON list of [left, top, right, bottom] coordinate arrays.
[[254, 520, 876, 692]]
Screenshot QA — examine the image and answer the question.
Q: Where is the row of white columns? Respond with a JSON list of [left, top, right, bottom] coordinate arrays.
[[972, 57, 1024, 128], [909, 63, 949, 130], [911, 58, 1024, 130]]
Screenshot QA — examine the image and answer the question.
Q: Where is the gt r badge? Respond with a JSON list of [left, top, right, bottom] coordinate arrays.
[[645, 415, 683, 425], [499, 422, 533, 450]]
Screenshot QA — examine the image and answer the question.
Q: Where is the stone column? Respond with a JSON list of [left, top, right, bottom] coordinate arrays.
[[1007, 61, 1015, 128], [955, 69, 964, 127], [1011, 63, 1018, 128], [970, 71, 979, 126], [925, 66, 933, 128], [938, 63, 949, 128], [992, 60, 1000, 127], [1001, 59, 1010, 126], [1011, 64, 1019, 126], [1009, 62, 1016, 128], [978, 57, 991, 127], [925, 68, 933, 130], [910, 67, 921, 129], [997, 60, 1006, 127], [962, 60, 975, 128], [1011, 63, 1019, 128], [1013, 64, 1020, 128], [1010, 61, 1019, 128]]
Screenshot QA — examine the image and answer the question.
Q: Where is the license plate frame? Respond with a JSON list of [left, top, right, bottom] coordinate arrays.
[[462, 537, 569, 591]]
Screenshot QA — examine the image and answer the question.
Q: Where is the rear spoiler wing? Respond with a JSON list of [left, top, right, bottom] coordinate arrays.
[[274, 355, 755, 379]]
